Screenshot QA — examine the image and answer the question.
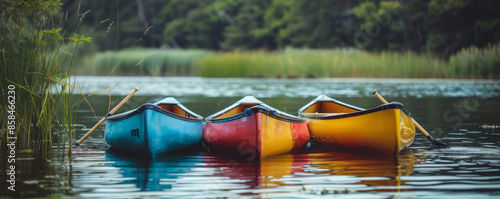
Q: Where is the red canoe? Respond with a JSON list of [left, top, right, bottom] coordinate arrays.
[[204, 96, 310, 159]]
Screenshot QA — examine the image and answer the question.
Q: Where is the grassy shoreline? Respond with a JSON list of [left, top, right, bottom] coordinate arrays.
[[78, 44, 500, 79], [199, 49, 446, 78], [81, 48, 213, 76]]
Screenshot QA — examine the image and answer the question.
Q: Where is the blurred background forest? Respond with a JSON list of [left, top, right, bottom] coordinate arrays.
[[65, 0, 499, 55], [21, 0, 500, 78]]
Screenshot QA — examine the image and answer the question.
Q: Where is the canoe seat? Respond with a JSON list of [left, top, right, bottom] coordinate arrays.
[[158, 104, 197, 118], [304, 112, 345, 117]]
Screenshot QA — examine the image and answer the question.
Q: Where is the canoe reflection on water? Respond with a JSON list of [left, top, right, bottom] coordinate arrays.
[[103, 147, 422, 194], [104, 150, 206, 191], [103, 150, 309, 192], [303, 150, 422, 191], [201, 152, 310, 190]]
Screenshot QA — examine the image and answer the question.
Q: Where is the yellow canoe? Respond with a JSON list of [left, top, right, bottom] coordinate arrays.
[[298, 95, 415, 154]]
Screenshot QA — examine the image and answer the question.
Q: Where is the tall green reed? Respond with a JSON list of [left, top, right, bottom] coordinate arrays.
[[447, 42, 500, 79], [198, 48, 447, 78], [85, 48, 213, 76], [79, 46, 499, 79], [0, 6, 89, 157]]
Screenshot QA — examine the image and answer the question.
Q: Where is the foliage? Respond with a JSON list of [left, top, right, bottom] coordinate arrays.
[[259, 0, 350, 49], [400, 0, 500, 56], [218, 1, 270, 50], [198, 48, 447, 78], [0, 0, 62, 17], [60, 0, 500, 57], [154, 0, 223, 49], [86, 48, 213, 76], [350, 1, 403, 50], [56, 0, 500, 79], [0, 0, 90, 156], [447, 42, 500, 78], [80, 44, 500, 79]]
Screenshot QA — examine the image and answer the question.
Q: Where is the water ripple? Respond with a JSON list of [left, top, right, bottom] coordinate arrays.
[[73, 76, 500, 98]]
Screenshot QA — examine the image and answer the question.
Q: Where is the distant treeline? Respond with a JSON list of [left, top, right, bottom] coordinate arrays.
[[63, 0, 500, 57]]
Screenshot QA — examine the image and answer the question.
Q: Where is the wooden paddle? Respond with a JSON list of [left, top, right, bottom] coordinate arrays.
[[372, 90, 449, 148], [73, 87, 139, 148]]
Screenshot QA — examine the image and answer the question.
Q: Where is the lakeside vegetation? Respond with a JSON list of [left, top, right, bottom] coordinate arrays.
[[79, 43, 499, 79], [85, 48, 213, 76], [198, 49, 447, 78], [65, 0, 500, 57], [447, 43, 500, 79], [0, 0, 91, 157], [62, 0, 498, 79]]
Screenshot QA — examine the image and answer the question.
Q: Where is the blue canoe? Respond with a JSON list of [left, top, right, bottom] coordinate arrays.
[[105, 97, 204, 156]]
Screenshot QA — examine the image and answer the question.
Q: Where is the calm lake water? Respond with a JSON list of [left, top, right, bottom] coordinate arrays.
[[2, 76, 500, 198]]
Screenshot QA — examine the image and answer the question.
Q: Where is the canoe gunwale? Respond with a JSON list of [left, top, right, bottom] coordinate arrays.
[[206, 106, 306, 124], [206, 96, 299, 120], [106, 103, 203, 122], [299, 101, 412, 120]]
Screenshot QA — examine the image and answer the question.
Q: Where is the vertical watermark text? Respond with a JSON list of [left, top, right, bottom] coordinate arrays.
[[6, 84, 16, 191]]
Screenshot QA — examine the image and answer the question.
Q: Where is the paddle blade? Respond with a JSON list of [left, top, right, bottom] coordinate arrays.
[[426, 134, 450, 148]]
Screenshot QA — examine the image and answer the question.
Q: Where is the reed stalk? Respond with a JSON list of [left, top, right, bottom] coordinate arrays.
[[447, 42, 500, 79], [73, 45, 499, 79], [197, 48, 448, 78], [83, 48, 212, 76], [0, 4, 86, 158]]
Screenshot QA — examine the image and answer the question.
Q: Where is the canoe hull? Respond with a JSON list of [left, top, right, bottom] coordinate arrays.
[[299, 95, 415, 154], [105, 104, 203, 156], [307, 108, 414, 154], [204, 107, 309, 159]]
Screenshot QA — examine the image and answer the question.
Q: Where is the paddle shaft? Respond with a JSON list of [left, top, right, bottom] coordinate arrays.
[[75, 87, 139, 146], [372, 91, 430, 137]]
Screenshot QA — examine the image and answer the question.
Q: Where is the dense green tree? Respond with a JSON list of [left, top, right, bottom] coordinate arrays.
[[255, 0, 352, 49], [218, 0, 271, 50], [350, 1, 403, 50], [61, 0, 153, 50], [423, 0, 500, 56], [0, 0, 61, 17], [58, 0, 500, 56], [351, 0, 500, 56], [156, 0, 225, 49]]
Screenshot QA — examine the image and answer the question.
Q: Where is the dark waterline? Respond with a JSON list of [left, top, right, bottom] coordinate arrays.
[[1, 77, 500, 198]]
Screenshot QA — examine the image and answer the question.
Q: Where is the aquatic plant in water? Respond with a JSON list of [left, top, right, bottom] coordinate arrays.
[[0, 1, 91, 157]]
